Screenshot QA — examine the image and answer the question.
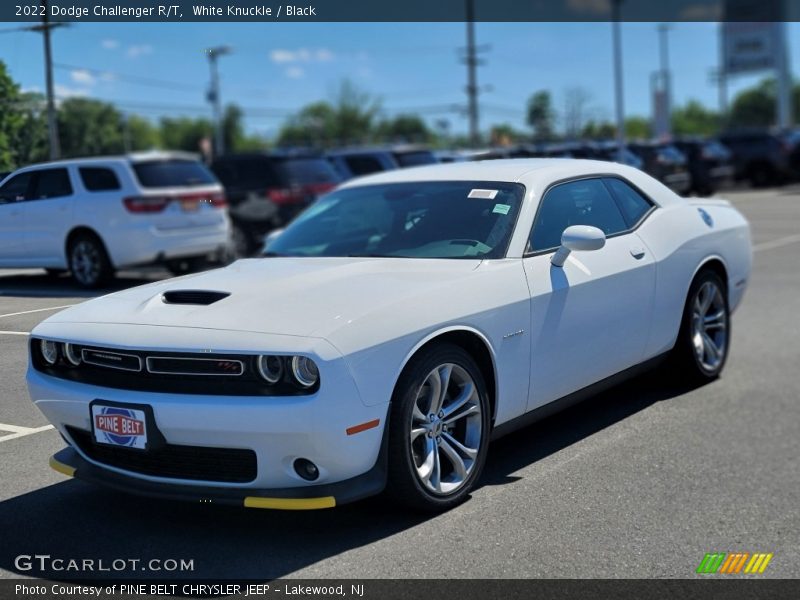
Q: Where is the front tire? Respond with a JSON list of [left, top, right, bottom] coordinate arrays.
[[68, 234, 113, 289], [386, 343, 491, 511], [673, 269, 730, 382]]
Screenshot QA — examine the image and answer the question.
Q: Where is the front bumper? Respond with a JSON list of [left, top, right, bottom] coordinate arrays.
[[50, 438, 387, 509]]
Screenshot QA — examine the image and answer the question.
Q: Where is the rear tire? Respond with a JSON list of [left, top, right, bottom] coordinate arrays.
[[672, 269, 730, 383], [385, 343, 491, 512], [68, 233, 113, 289]]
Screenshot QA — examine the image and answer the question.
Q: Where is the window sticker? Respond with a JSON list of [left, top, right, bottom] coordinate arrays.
[[492, 203, 511, 215], [468, 188, 499, 200]]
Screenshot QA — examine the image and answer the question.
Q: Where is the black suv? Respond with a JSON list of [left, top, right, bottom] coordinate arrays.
[[210, 151, 341, 256], [627, 142, 691, 195], [717, 130, 794, 187], [672, 138, 735, 196]]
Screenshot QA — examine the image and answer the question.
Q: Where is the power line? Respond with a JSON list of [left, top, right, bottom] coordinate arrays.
[[53, 62, 200, 91]]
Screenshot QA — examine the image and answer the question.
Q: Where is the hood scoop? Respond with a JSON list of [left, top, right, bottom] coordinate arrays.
[[162, 290, 230, 306]]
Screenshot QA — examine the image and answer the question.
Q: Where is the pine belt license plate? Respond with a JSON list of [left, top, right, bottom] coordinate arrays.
[[91, 402, 149, 450]]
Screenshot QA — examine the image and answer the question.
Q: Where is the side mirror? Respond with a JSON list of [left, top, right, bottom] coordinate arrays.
[[551, 225, 606, 267], [263, 228, 284, 252]]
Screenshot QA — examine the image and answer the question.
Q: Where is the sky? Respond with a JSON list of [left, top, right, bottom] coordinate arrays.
[[0, 21, 797, 138]]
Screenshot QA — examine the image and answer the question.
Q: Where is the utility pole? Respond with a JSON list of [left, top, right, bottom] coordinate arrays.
[[29, 0, 65, 160], [464, 0, 480, 148], [656, 23, 672, 138], [206, 45, 231, 158], [774, 21, 791, 129], [611, 0, 625, 161]]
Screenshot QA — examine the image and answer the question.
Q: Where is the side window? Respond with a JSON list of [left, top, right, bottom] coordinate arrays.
[[79, 167, 121, 192], [529, 178, 628, 252], [603, 178, 653, 227], [0, 172, 33, 204], [344, 156, 384, 176], [30, 168, 73, 200]]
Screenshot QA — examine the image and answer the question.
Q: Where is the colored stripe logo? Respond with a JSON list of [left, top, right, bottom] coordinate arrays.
[[697, 552, 773, 574]]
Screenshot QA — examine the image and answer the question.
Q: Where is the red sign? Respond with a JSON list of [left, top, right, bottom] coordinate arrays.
[[94, 414, 145, 437]]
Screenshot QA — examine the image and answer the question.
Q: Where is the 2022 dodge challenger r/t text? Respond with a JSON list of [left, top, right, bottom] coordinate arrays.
[[28, 159, 752, 511]]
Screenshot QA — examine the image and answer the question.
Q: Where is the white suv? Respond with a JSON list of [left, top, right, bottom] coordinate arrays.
[[0, 152, 231, 288]]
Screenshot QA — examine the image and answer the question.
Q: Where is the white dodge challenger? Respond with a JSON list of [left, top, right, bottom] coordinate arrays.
[[28, 159, 751, 511]]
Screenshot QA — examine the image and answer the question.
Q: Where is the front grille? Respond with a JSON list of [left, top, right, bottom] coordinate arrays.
[[67, 426, 257, 483], [31, 342, 317, 396]]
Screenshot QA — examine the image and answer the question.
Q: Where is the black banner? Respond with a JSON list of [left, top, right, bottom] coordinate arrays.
[[1, 0, 798, 23]]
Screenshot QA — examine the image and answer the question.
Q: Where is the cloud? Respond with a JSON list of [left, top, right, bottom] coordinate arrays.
[[101, 38, 119, 50], [270, 47, 335, 64], [285, 66, 305, 79], [54, 84, 90, 99], [126, 44, 153, 59], [70, 69, 96, 86]]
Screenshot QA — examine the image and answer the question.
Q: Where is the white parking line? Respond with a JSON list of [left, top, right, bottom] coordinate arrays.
[[0, 423, 55, 443], [0, 305, 75, 319], [753, 233, 800, 253]]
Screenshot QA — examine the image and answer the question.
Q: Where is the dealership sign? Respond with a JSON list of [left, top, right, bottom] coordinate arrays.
[[722, 22, 781, 74]]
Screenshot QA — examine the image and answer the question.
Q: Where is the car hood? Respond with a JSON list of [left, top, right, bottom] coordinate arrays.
[[45, 257, 482, 339]]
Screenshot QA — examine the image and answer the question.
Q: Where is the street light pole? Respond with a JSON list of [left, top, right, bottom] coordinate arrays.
[[206, 46, 231, 158], [612, 0, 625, 161], [657, 23, 672, 138], [31, 0, 63, 160], [465, 0, 480, 148]]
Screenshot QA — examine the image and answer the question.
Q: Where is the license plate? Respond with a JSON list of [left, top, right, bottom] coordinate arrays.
[[91, 403, 149, 450]]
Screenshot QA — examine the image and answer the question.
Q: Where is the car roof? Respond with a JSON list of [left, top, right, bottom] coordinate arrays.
[[13, 151, 201, 171], [338, 158, 625, 187]]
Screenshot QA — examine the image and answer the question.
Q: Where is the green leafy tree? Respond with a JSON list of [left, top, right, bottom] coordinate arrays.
[[581, 120, 616, 140], [159, 115, 213, 153], [124, 114, 160, 151], [624, 116, 651, 139], [526, 90, 555, 142], [0, 61, 26, 170], [57, 98, 125, 158], [729, 79, 776, 128], [375, 114, 433, 143], [671, 100, 720, 136]]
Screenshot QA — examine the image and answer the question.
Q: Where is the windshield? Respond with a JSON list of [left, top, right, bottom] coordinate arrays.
[[394, 151, 438, 168], [266, 180, 525, 259], [132, 159, 217, 188]]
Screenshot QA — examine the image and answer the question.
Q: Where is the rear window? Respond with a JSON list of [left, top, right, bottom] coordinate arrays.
[[79, 167, 121, 192], [393, 151, 437, 168], [343, 155, 386, 176], [131, 159, 216, 188], [275, 158, 341, 186]]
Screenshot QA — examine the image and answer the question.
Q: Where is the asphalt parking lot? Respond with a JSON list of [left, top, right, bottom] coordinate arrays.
[[0, 188, 798, 580]]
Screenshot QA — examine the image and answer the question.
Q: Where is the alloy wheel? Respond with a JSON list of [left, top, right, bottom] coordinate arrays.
[[690, 280, 728, 372]]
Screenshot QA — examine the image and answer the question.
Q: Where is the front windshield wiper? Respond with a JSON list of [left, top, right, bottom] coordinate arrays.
[[346, 253, 399, 258]]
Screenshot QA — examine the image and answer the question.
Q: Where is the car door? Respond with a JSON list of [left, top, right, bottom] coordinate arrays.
[[23, 167, 75, 262], [0, 171, 34, 263], [523, 176, 657, 411]]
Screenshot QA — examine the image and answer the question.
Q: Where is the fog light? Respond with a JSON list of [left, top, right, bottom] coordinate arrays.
[[290, 356, 319, 388], [256, 355, 283, 384], [293, 458, 319, 481], [64, 343, 82, 366], [40, 340, 59, 365]]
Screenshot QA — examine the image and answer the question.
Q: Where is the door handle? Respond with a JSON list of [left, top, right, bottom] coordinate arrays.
[[630, 245, 646, 259]]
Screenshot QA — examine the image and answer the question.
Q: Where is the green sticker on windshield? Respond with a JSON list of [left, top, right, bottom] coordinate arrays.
[[493, 203, 510, 215]]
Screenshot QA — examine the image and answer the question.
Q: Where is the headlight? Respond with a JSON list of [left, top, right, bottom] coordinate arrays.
[[290, 356, 319, 388], [64, 343, 82, 366], [40, 340, 59, 365], [256, 355, 284, 384]]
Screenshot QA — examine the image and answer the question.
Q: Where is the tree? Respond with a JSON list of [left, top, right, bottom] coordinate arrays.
[[57, 98, 126, 158], [526, 90, 555, 141], [671, 100, 720, 137], [0, 61, 26, 170], [729, 79, 775, 128], [624, 116, 651, 139], [581, 120, 616, 140], [15, 91, 49, 166], [563, 87, 593, 139], [489, 123, 524, 145], [124, 114, 160, 152], [159, 115, 213, 153], [375, 114, 433, 144], [277, 80, 382, 147]]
